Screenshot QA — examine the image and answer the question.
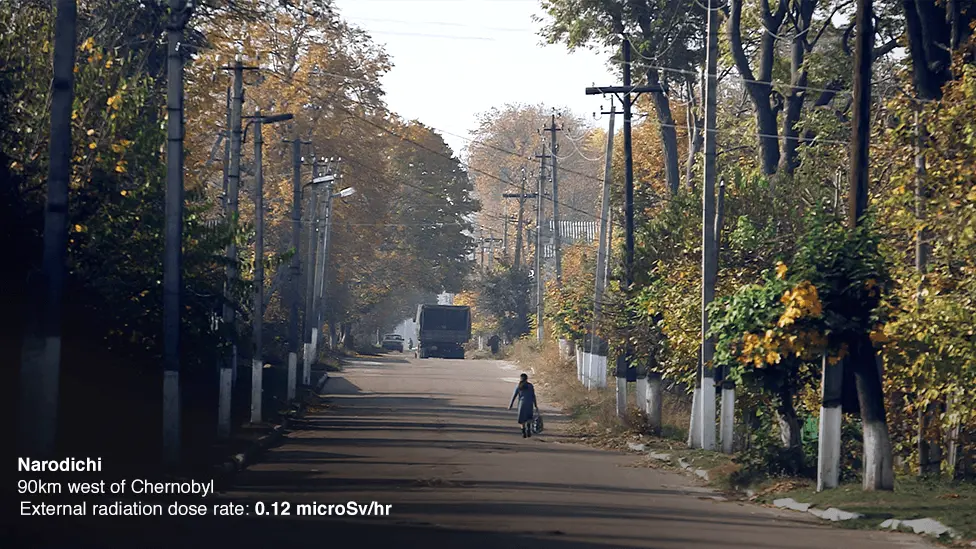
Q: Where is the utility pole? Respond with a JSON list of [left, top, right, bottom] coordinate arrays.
[[217, 85, 232, 440], [697, 0, 720, 451], [479, 226, 485, 268], [163, 0, 192, 465], [286, 133, 302, 402], [251, 107, 265, 424], [488, 229, 495, 270], [502, 213, 509, 262], [303, 157, 322, 385], [545, 114, 563, 283], [535, 147, 548, 343], [588, 100, 615, 391], [313, 160, 345, 358], [244, 108, 292, 424], [586, 39, 663, 415], [18, 0, 77, 458], [220, 54, 255, 397], [502, 166, 534, 271]]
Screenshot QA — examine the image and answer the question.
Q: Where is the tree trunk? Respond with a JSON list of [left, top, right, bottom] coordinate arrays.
[[728, 0, 786, 177], [853, 337, 895, 489], [777, 387, 802, 449], [646, 71, 682, 195], [780, 0, 815, 175]]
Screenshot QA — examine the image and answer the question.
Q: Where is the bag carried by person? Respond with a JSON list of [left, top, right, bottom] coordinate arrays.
[[532, 414, 544, 434]]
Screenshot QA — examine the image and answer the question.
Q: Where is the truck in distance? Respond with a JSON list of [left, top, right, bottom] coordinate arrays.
[[415, 304, 471, 359]]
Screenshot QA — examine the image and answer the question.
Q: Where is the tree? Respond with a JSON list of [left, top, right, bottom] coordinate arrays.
[[539, 0, 706, 193]]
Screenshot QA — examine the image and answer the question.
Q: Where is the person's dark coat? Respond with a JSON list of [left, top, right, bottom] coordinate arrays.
[[510, 382, 536, 424]]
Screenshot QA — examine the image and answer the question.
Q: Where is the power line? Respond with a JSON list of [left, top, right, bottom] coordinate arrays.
[[263, 70, 611, 227]]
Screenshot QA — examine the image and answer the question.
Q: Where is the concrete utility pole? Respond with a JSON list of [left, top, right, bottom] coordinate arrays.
[[251, 107, 265, 424], [18, 0, 77, 458], [588, 100, 616, 391], [220, 54, 254, 395], [479, 226, 485, 268], [697, 0, 720, 451], [313, 160, 347, 359], [162, 0, 192, 465], [245, 109, 292, 424], [286, 134, 302, 402], [545, 114, 563, 283], [502, 166, 534, 271], [586, 38, 663, 417], [535, 147, 548, 343], [302, 158, 322, 384], [217, 84, 233, 440]]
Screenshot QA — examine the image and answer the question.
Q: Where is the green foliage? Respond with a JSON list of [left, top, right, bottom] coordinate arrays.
[[477, 264, 533, 342]]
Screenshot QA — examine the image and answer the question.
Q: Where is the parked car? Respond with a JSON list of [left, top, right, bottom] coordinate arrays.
[[381, 333, 404, 352]]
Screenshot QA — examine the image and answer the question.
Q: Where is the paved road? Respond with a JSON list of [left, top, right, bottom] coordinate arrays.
[[8, 354, 933, 548]]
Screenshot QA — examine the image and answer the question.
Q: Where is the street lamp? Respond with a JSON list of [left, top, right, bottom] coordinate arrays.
[[248, 107, 292, 425]]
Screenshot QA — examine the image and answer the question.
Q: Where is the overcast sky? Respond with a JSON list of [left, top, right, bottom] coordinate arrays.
[[331, 0, 618, 158]]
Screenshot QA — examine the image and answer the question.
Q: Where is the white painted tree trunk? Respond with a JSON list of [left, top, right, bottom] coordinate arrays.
[[616, 377, 627, 418], [218, 367, 232, 439], [720, 384, 735, 453], [287, 352, 297, 401], [646, 374, 662, 434], [636, 378, 648, 413], [311, 328, 319, 366], [250, 358, 263, 423], [576, 347, 584, 382], [863, 419, 895, 490], [688, 387, 701, 448], [558, 338, 572, 360]]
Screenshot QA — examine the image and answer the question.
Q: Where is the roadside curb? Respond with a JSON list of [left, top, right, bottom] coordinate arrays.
[[213, 371, 330, 477]]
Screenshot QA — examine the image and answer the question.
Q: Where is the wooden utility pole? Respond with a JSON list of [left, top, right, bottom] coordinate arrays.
[[848, 0, 894, 491], [18, 0, 77, 458], [586, 38, 662, 416]]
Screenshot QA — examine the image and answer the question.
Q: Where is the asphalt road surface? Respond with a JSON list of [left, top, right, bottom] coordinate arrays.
[[8, 354, 935, 548]]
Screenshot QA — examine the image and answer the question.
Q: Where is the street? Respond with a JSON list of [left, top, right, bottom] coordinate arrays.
[[8, 354, 935, 548]]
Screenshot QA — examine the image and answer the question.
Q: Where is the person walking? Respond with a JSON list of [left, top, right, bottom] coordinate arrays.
[[508, 373, 539, 438]]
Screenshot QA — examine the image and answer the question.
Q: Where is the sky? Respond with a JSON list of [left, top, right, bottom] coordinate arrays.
[[331, 0, 618, 158]]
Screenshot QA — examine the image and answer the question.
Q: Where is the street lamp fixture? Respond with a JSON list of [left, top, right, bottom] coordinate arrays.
[[335, 187, 355, 199]]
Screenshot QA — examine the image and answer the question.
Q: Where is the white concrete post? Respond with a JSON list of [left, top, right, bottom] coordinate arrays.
[[616, 377, 627, 418]]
